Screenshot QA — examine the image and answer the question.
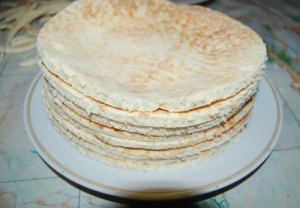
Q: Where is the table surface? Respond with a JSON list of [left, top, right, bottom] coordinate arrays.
[[1, 0, 300, 207]]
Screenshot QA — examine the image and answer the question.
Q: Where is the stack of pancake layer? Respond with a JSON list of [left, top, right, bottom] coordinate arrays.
[[37, 0, 267, 172]]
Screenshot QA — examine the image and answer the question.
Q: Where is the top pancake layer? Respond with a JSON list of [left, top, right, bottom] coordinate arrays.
[[37, 0, 266, 112]]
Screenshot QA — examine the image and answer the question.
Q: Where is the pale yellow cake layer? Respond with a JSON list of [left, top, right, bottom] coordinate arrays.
[[37, 0, 266, 112]]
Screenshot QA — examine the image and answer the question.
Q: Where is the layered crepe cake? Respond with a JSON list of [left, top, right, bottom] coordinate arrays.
[[36, 0, 267, 172]]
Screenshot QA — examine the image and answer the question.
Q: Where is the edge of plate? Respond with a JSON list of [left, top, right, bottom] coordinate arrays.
[[24, 72, 283, 200]]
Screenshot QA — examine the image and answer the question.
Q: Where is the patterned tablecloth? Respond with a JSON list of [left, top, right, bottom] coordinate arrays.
[[0, 0, 300, 207]]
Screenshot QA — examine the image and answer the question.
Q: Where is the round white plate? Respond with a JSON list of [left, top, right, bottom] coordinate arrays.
[[24, 73, 282, 200]]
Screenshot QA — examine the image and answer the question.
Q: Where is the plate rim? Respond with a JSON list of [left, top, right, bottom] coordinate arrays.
[[24, 72, 282, 200]]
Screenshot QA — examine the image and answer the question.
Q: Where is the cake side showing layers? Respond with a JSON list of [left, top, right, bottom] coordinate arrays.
[[41, 62, 260, 128], [43, 85, 254, 149], [43, 90, 251, 172]]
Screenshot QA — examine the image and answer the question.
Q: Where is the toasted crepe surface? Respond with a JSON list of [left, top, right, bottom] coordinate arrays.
[[43, 89, 253, 149], [37, 0, 266, 112], [41, 63, 259, 128]]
